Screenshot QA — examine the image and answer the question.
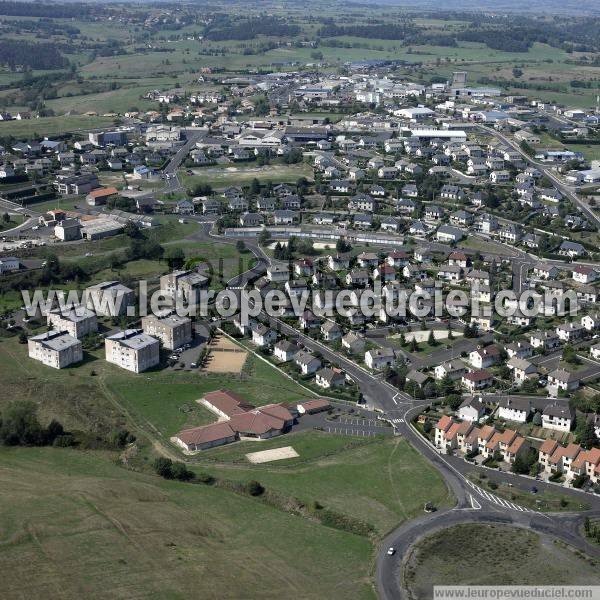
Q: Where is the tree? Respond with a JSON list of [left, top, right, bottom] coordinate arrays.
[[250, 178, 261, 195], [336, 238, 351, 253], [236, 240, 246, 252], [171, 461, 194, 481], [512, 448, 537, 474], [438, 374, 456, 397], [166, 247, 185, 270], [575, 419, 598, 450], [2, 212, 9, 223], [522, 378, 539, 394], [410, 337, 419, 352], [427, 329, 437, 346], [18, 331, 27, 344], [258, 229, 270, 245], [562, 344, 581, 365], [153, 457, 173, 479], [123, 221, 140, 238], [0, 401, 45, 446], [45, 419, 64, 444], [246, 480, 265, 496], [445, 394, 463, 411], [532, 411, 542, 426]]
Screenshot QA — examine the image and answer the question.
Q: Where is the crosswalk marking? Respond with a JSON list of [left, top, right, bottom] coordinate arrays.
[[465, 480, 532, 513]]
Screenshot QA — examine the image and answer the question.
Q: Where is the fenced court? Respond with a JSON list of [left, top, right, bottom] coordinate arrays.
[[204, 335, 248, 373]]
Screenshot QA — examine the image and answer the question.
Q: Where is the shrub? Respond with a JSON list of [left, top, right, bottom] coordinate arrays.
[[0, 400, 45, 446], [246, 480, 265, 496], [171, 461, 194, 481], [195, 471, 214, 484], [153, 457, 174, 479], [53, 434, 74, 447]]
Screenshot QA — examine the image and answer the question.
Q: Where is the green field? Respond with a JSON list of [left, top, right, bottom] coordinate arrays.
[[403, 524, 600, 599], [0, 115, 115, 139], [104, 353, 312, 440], [200, 430, 377, 465], [180, 163, 314, 190], [202, 437, 453, 535], [0, 446, 376, 600]]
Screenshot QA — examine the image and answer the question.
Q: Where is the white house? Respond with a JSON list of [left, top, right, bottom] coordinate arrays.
[[251, 323, 277, 347], [315, 367, 345, 389], [294, 350, 322, 375], [542, 402, 574, 432], [457, 397, 485, 423], [273, 340, 299, 362], [365, 347, 395, 370], [497, 397, 531, 423]]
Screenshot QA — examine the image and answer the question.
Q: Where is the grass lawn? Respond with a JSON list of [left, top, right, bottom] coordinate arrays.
[[202, 437, 453, 535], [0, 115, 115, 139], [103, 354, 312, 439], [0, 446, 375, 600], [180, 163, 314, 190], [0, 336, 124, 435], [0, 290, 25, 314], [0, 334, 310, 441], [47, 85, 156, 116], [403, 523, 600, 598], [472, 475, 590, 512], [201, 430, 377, 465]]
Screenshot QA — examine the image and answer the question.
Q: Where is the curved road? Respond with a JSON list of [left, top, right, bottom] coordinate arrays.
[[202, 225, 600, 599]]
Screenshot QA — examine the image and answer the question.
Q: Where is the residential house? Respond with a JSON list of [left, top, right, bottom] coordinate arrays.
[[315, 367, 345, 389], [458, 397, 486, 423], [462, 369, 493, 392], [273, 340, 299, 362], [365, 347, 395, 370], [542, 401, 574, 431], [294, 350, 322, 375]]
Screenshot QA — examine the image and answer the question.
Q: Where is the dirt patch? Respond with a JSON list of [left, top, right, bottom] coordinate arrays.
[[246, 446, 299, 463], [204, 335, 247, 374]]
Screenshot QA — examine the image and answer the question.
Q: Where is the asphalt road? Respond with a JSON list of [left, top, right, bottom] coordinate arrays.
[[481, 125, 600, 230], [214, 229, 600, 600]]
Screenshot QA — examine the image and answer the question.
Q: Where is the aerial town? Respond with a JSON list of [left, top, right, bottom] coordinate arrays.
[[1, 1, 600, 598]]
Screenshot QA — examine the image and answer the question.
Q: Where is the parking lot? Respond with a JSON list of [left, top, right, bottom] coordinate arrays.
[[295, 407, 394, 438], [322, 425, 391, 437]]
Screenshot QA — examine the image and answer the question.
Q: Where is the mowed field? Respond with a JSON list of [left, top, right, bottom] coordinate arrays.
[[180, 163, 314, 190], [403, 524, 600, 599], [0, 447, 376, 600], [0, 115, 115, 138], [202, 437, 453, 535]]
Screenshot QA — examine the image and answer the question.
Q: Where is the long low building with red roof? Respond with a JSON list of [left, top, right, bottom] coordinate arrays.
[[174, 390, 297, 452]]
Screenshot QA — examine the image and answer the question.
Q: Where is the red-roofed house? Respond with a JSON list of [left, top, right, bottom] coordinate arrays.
[[538, 439, 559, 473], [434, 415, 454, 449]]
